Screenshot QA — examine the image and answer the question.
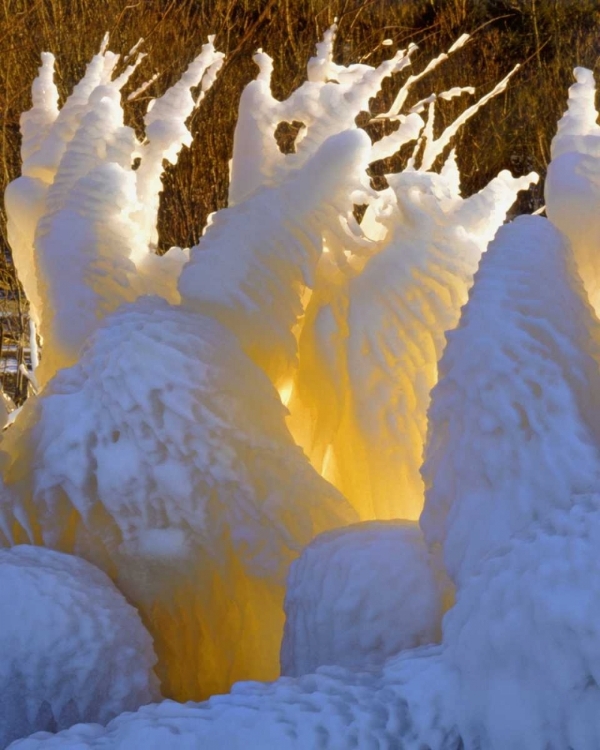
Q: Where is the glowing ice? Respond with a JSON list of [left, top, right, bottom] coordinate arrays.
[[0, 295, 357, 701], [287, 133, 536, 521]]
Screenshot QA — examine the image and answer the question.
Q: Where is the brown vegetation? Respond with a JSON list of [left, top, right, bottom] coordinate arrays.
[[0, 0, 599, 398]]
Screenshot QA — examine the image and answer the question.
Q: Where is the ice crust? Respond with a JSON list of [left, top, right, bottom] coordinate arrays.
[[281, 520, 443, 676], [0, 545, 158, 749]]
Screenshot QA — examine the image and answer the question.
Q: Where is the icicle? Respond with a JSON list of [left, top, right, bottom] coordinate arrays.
[[419, 65, 519, 171]]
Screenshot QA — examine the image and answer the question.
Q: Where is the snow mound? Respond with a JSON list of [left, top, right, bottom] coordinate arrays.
[[445, 494, 600, 750], [0, 545, 158, 749], [421, 215, 600, 587], [0, 297, 356, 700], [281, 520, 443, 676]]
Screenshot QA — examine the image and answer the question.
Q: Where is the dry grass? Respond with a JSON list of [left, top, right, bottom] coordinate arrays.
[[0, 0, 599, 398]]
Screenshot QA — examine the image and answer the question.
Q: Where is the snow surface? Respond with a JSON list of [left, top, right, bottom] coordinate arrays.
[[0, 545, 158, 749], [281, 520, 443, 676]]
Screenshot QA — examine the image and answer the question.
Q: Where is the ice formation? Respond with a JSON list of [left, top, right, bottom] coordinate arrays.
[[12, 180, 600, 750], [0, 295, 357, 700], [4, 19, 600, 750], [545, 67, 600, 315], [7, 647, 459, 750], [2, 26, 498, 701], [227, 22, 415, 205], [287, 166, 536, 520], [277, 44, 536, 520], [421, 215, 600, 586], [281, 520, 443, 676], [5, 37, 222, 384], [179, 128, 372, 389], [0, 545, 158, 749]]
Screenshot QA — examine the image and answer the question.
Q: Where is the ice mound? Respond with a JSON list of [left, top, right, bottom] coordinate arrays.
[[287, 166, 536, 520], [0, 297, 356, 700], [281, 520, 444, 676], [0, 545, 158, 749], [421, 215, 600, 587]]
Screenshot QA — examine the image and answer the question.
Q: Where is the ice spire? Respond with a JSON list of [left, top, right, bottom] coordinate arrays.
[[546, 66, 600, 315], [5, 37, 224, 386], [421, 216, 600, 587]]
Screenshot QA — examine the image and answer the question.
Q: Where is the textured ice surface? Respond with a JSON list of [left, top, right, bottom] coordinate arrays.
[[0, 297, 356, 700], [546, 67, 600, 315], [287, 164, 536, 520], [421, 215, 600, 587], [281, 520, 443, 676], [0, 545, 158, 749], [8, 646, 460, 750]]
